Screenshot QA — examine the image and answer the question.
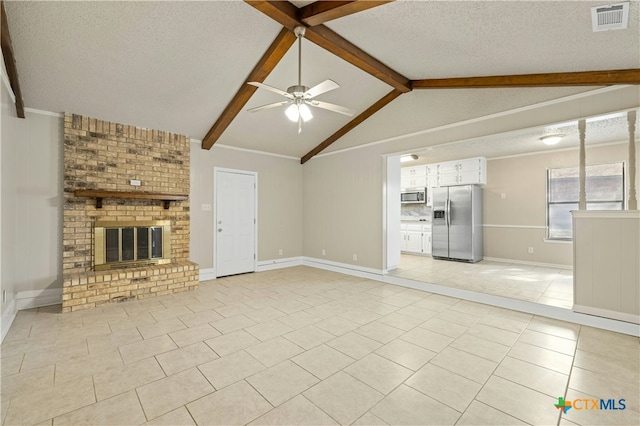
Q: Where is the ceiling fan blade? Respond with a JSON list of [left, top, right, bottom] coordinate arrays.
[[247, 82, 293, 98], [307, 100, 355, 117], [246, 100, 291, 113], [304, 79, 340, 98]]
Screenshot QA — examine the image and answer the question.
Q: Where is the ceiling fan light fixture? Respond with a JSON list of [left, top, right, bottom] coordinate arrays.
[[299, 103, 313, 122], [285, 104, 299, 122], [540, 134, 564, 145]]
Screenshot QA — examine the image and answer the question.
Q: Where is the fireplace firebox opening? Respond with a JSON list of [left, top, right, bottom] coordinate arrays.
[[94, 220, 171, 270]]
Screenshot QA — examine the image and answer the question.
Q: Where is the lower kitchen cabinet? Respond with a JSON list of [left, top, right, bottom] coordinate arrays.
[[401, 223, 432, 255]]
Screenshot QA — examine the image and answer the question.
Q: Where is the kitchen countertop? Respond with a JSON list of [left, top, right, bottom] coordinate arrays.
[[401, 217, 431, 222]]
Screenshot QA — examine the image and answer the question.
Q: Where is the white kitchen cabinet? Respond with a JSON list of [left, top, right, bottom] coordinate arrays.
[[429, 157, 487, 187], [401, 166, 427, 189], [426, 175, 437, 206], [401, 223, 432, 255], [422, 232, 432, 255]]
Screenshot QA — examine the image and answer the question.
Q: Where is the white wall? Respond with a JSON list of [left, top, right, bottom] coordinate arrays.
[[190, 142, 304, 271], [2, 67, 63, 339], [484, 143, 632, 267]]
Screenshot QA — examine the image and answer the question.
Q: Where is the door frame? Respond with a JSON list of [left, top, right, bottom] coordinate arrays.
[[213, 167, 258, 278]]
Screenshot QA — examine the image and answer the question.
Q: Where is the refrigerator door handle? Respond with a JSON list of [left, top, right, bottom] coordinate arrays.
[[446, 198, 450, 228]]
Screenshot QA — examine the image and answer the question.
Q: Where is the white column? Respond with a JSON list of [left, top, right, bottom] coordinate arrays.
[[578, 119, 587, 210], [628, 110, 637, 210]]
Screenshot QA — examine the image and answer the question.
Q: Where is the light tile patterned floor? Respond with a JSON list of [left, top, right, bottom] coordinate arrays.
[[390, 254, 574, 309], [1, 266, 638, 425]]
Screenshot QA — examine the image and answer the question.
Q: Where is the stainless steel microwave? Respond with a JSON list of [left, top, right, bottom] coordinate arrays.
[[401, 188, 426, 204]]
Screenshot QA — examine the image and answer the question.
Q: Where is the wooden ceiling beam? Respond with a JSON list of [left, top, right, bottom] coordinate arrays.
[[245, 0, 411, 93], [412, 69, 640, 89], [1, 1, 25, 118], [201, 28, 296, 150], [300, 1, 394, 27], [301, 89, 403, 164]]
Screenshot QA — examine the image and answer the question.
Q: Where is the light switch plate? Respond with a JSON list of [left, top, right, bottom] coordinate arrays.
[[201, 204, 212, 211], [130, 179, 141, 186]]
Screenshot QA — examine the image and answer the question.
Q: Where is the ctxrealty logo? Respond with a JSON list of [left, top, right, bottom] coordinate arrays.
[[555, 397, 626, 413]]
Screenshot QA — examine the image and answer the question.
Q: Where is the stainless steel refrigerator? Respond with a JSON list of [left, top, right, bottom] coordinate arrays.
[[432, 185, 483, 262]]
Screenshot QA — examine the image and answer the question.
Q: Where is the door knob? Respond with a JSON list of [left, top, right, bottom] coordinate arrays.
[[218, 220, 222, 224], [218, 228, 222, 232]]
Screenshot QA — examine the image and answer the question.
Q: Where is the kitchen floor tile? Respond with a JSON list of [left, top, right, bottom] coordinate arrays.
[[245, 336, 304, 367], [303, 372, 384, 425], [204, 329, 261, 357], [93, 357, 166, 401], [326, 331, 383, 359], [406, 363, 482, 412], [187, 380, 273, 425], [518, 329, 577, 355], [248, 394, 338, 425], [374, 339, 436, 371], [168, 323, 221, 348], [144, 406, 195, 425], [370, 384, 461, 425], [155, 342, 219, 376], [246, 320, 295, 341], [197, 350, 265, 389], [493, 356, 569, 397], [210, 314, 257, 334], [136, 367, 213, 420], [344, 353, 413, 394], [291, 344, 355, 379], [476, 375, 559, 425], [246, 360, 319, 406], [456, 400, 527, 425], [430, 346, 498, 384], [118, 334, 177, 364], [53, 390, 146, 425], [399, 327, 454, 353], [283, 325, 335, 350], [508, 341, 574, 374], [450, 333, 510, 363]]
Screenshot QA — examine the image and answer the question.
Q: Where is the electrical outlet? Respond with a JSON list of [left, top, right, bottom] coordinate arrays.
[[353, 254, 358, 261], [201, 204, 211, 211], [527, 247, 534, 254], [278, 249, 283, 255], [322, 249, 326, 256], [501, 193, 506, 199], [129, 179, 141, 186]]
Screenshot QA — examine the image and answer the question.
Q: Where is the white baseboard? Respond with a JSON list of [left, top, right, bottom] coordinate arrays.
[[1, 298, 17, 344], [302, 257, 385, 280], [199, 268, 216, 281], [257, 257, 303, 272], [573, 304, 640, 325], [16, 288, 62, 311], [483, 257, 573, 270]]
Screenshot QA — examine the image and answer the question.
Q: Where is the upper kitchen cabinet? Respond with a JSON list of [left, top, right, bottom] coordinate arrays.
[[401, 166, 427, 189], [436, 157, 487, 187]]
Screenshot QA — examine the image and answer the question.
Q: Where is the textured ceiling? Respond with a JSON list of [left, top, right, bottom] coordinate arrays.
[[4, 0, 640, 159]]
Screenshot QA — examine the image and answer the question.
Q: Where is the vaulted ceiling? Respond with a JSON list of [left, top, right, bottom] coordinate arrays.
[[4, 1, 640, 162]]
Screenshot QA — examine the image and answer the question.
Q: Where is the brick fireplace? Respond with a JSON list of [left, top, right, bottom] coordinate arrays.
[[62, 114, 198, 312]]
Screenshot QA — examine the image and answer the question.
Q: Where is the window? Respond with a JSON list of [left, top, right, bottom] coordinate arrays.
[[547, 162, 625, 239]]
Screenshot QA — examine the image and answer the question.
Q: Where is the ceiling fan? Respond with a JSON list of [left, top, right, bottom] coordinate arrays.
[[247, 26, 355, 133]]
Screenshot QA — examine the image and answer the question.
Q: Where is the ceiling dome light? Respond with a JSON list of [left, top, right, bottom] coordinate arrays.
[[285, 104, 299, 122], [401, 154, 419, 162], [540, 134, 564, 145]]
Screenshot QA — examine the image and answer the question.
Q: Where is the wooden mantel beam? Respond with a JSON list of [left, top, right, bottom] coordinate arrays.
[[301, 89, 403, 164], [1, 1, 25, 118], [245, 0, 411, 93], [411, 69, 640, 89], [201, 28, 296, 150], [299, 1, 394, 27]]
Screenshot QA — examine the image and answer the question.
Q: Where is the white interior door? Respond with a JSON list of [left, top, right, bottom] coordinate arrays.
[[215, 169, 256, 277]]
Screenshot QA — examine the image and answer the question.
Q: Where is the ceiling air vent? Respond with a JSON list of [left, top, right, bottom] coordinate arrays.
[[591, 2, 629, 32]]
